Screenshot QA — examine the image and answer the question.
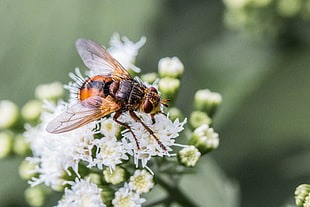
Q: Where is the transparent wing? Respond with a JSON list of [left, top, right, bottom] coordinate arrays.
[[75, 39, 132, 80], [46, 96, 121, 134]]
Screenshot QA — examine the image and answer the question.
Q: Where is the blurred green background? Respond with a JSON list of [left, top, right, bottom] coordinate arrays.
[[1, 0, 310, 206]]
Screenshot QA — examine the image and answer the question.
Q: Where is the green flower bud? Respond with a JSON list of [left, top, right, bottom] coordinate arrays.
[[158, 77, 180, 101], [178, 145, 201, 167], [141, 72, 158, 84], [223, 0, 248, 9], [35, 81, 64, 101], [295, 184, 310, 207], [277, 0, 301, 17], [19, 159, 37, 180], [13, 134, 30, 156], [103, 166, 127, 185], [0, 131, 13, 158], [0, 100, 19, 129], [25, 185, 51, 207], [86, 173, 102, 185], [194, 89, 222, 116], [168, 107, 184, 121], [189, 124, 219, 154], [250, 0, 272, 7], [50, 178, 66, 192], [189, 111, 212, 129], [21, 100, 42, 122], [158, 57, 184, 78]]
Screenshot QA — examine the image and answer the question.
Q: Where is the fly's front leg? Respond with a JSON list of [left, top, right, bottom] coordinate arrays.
[[150, 112, 167, 124], [130, 111, 167, 151], [113, 111, 140, 150]]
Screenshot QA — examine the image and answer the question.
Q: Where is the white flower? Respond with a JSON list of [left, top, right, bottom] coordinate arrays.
[[108, 33, 146, 73], [91, 137, 128, 170], [178, 145, 201, 167], [56, 178, 106, 207], [128, 169, 154, 194], [158, 57, 184, 78], [24, 101, 97, 188], [194, 89, 222, 107], [99, 117, 120, 138], [190, 124, 219, 154], [112, 183, 145, 207], [120, 112, 187, 168], [103, 166, 127, 185]]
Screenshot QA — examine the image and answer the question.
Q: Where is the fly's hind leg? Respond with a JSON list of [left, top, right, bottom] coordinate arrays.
[[113, 111, 140, 150], [129, 111, 167, 151]]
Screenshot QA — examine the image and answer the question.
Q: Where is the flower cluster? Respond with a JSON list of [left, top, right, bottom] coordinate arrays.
[[0, 34, 222, 207], [223, 0, 310, 37]]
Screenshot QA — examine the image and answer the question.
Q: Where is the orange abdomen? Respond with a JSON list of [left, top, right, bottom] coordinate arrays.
[[78, 75, 113, 101]]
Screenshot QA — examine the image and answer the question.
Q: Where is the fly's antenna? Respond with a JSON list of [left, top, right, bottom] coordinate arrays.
[[160, 99, 170, 107]]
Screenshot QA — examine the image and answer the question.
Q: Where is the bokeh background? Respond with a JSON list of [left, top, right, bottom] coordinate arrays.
[[1, 0, 310, 206]]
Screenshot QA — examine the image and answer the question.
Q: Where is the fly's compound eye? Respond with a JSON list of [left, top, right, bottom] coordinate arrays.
[[149, 87, 157, 93], [143, 100, 153, 113]]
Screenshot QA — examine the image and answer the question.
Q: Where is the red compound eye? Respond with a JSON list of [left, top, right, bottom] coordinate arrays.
[[143, 100, 153, 113], [149, 87, 157, 93]]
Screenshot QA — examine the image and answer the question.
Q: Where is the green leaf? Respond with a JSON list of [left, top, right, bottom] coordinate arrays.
[[179, 156, 239, 207]]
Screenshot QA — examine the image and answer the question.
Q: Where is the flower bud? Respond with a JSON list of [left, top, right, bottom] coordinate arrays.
[[0, 100, 19, 129], [128, 169, 154, 194], [189, 111, 212, 129], [168, 107, 184, 121], [13, 134, 30, 156], [19, 159, 37, 180], [277, 0, 301, 17], [86, 173, 102, 185], [141, 72, 158, 84], [189, 124, 219, 154], [178, 145, 201, 167], [223, 0, 248, 9], [158, 77, 180, 101], [295, 184, 310, 207], [25, 185, 50, 207], [0, 131, 13, 158], [158, 57, 184, 78], [194, 89, 222, 116], [50, 178, 66, 192], [21, 100, 42, 122], [35, 81, 64, 101], [103, 166, 127, 185], [100, 118, 121, 138]]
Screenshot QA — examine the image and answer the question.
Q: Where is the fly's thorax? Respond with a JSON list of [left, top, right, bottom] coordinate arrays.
[[110, 80, 146, 107]]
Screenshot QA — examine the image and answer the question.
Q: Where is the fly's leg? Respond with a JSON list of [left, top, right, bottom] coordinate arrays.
[[129, 111, 167, 151], [150, 112, 167, 124], [113, 111, 140, 150], [150, 114, 156, 124]]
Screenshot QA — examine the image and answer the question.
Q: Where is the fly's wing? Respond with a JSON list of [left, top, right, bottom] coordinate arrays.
[[75, 39, 132, 80], [46, 96, 121, 134]]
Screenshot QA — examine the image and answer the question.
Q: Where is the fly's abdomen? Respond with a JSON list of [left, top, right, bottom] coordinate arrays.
[[79, 75, 113, 101]]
